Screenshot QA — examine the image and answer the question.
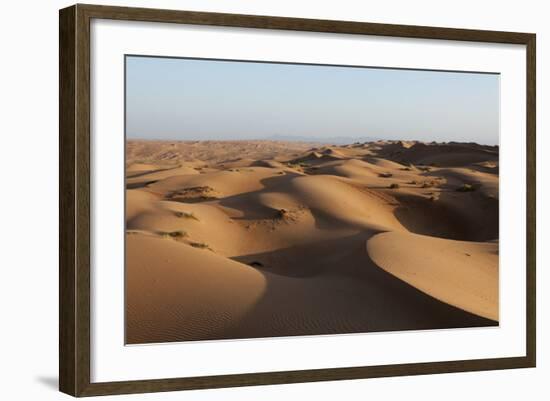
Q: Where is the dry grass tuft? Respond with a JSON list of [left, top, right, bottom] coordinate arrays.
[[189, 241, 210, 250], [160, 230, 187, 239]]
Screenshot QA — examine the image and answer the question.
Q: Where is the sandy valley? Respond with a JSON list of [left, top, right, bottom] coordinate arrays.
[[125, 139, 499, 344]]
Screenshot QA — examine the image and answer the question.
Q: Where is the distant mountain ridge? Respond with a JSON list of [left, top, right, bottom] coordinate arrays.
[[265, 134, 380, 144]]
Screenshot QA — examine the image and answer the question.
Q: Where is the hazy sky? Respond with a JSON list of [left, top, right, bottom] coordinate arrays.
[[126, 56, 499, 145]]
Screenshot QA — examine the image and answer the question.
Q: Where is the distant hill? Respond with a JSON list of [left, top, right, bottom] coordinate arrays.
[[265, 134, 380, 144]]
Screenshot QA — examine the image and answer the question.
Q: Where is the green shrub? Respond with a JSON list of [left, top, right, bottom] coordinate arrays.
[[456, 183, 476, 192], [277, 208, 289, 218]]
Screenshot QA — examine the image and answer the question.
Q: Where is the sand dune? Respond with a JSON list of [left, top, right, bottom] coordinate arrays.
[[373, 141, 499, 167], [126, 234, 266, 344], [366, 231, 498, 320], [126, 139, 499, 344]]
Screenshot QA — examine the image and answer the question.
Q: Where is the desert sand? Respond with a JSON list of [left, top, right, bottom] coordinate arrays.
[[125, 139, 499, 344]]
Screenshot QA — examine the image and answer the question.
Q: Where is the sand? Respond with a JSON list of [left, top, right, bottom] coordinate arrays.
[[125, 140, 499, 344]]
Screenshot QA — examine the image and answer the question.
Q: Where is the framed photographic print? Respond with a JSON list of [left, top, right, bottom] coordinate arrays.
[[59, 4, 536, 397]]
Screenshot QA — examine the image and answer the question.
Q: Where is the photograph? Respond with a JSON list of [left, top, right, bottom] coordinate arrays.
[[124, 55, 500, 344]]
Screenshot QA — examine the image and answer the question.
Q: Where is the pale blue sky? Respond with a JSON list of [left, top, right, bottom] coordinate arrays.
[[126, 56, 499, 145]]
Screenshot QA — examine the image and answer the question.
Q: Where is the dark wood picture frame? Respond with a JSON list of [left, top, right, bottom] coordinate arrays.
[[59, 3, 536, 397]]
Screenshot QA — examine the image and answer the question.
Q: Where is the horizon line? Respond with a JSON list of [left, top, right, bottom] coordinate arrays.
[[126, 138, 499, 146]]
